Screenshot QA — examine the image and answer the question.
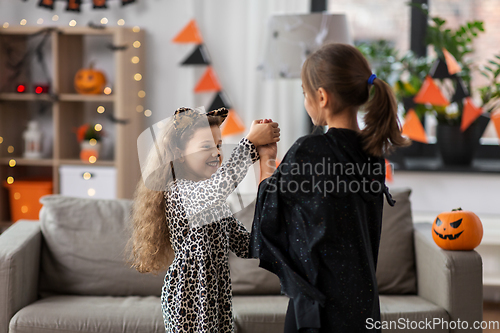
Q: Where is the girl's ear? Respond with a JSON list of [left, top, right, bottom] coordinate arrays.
[[175, 147, 184, 163], [317, 87, 329, 108]]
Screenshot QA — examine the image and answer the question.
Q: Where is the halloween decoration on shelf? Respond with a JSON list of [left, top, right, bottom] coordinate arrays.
[[23, 121, 43, 159], [172, 19, 245, 136], [0, 28, 53, 95], [75, 124, 104, 163], [432, 208, 483, 251], [35, 0, 136, 11], [74, 63, 107, 95]]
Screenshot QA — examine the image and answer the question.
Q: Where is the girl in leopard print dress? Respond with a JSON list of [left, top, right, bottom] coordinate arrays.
[[130, 107, 280, 333]]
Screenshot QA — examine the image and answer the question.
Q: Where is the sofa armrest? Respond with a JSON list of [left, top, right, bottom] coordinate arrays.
[[414, 222, 483, 330], [0, 221, 41, 333]]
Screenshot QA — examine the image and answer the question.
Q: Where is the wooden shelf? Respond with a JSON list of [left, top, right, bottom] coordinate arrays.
[[0, 26, 144, 221], [1, 26, 128, 36], [0, 93, 54, 102], [58, 159, 115, 167], [0, 157, 54, 166], [59, 94, 115, 102]]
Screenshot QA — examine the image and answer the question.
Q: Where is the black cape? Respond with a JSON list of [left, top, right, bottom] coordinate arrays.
[[250, 128, 395, 332]]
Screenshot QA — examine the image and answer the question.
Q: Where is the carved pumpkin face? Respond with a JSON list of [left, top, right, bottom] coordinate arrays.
[[432, 208, 483, 250], [74, 67, 107, 95]]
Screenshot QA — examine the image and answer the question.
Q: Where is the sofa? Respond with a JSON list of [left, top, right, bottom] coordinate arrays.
[[0, 188, 483, 333]]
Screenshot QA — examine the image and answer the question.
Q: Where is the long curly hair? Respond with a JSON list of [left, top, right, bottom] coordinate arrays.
[[129, 113, 223, 274]]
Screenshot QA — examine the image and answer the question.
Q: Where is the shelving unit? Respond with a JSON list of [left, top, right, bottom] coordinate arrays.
[[0, 26, 145, 222]]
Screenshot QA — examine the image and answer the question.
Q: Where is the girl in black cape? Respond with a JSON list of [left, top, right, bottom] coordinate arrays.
[[250, 43, 409, 333]]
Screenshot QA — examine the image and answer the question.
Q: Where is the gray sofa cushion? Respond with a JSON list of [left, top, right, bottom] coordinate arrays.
[[377, 188, 417, 294], [233, 295, 289, 333], [379, 295, 449, 333], [229, 198, 281, 295], [9, 295, 164, 333], [39, 195, 165, 297]]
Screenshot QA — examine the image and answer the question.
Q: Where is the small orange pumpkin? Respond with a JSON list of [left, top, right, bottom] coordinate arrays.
[[74, 63, 107, 94], [432, 208, 483, 250]]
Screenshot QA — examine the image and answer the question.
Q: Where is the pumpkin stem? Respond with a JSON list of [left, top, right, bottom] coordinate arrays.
[[88, 61, 94, 69], [452, 207, 463, 211]]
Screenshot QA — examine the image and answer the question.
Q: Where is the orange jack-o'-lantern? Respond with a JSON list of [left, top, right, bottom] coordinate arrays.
[[74, 63, 107, 95], [432, 208, 483, 250]]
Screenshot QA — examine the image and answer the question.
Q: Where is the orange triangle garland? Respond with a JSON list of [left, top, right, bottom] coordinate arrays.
[[402, 109, 428, 143], [221, 109, 246, 136], [172, 19, 203, 44], [461, 97, 483, 132], [385, 159, 393, 183], [492, 110, 500, 140], [413, 75, 450, 106], [194, 67, 221, 93], [442, 48, 461, 75]]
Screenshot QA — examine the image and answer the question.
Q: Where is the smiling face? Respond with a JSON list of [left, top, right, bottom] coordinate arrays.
[[179, 125, 223, 182]]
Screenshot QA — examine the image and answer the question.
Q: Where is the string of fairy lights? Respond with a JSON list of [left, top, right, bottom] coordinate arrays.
[[1, 18, 149, 188]]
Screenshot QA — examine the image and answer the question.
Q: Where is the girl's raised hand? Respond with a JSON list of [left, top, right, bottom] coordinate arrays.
[[245, 119, 280, 147]]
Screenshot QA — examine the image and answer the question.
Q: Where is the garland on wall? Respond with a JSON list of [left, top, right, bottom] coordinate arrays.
[[172, 19, 246, 137], [400, 48, 500, 143], [31, 0, 136, 12]]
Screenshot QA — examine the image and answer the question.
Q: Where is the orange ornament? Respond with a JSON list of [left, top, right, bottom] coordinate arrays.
[[74, 64, 107, 95], [432, 208, 483, 250], [80, 149, 99, 163]]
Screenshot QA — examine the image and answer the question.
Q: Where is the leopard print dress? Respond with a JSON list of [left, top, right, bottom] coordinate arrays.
[[161, 138, 259, 333]]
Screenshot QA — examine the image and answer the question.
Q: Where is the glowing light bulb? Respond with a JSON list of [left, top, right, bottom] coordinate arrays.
[[88, 188, 96, 196], [138, 90, 146, 98], [89, 156, 97, 164], [20, 19, 27, 26], [97, 106, 105, 113], [132, 26, 140, 33], [104, 87, 112, 95], [52, 15, 59, 22], [133, 41, 141, 48], [83, 172, 91, 180], [89, 138, 97, 146], [37, 18, 44, 24], [7, 146, 14, 153], [131, 56, 140, 64], [14, 192, 21, 200], [117, 19, 125, 26], [100, 18, 108, 25], [136, 105, 144, 113], [134, 73, 142, 81], [2, 22, 9, 29], [9, 159, 16, 167], [0, 136, 3, 143], [6, 176, 14, 184], [144, 109, 152, 117], [69, 20, 77, 27], [94, 124, 102, 131]]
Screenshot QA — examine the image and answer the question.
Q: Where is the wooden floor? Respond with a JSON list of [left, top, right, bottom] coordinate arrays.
[[483, 302, 500, 332]]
